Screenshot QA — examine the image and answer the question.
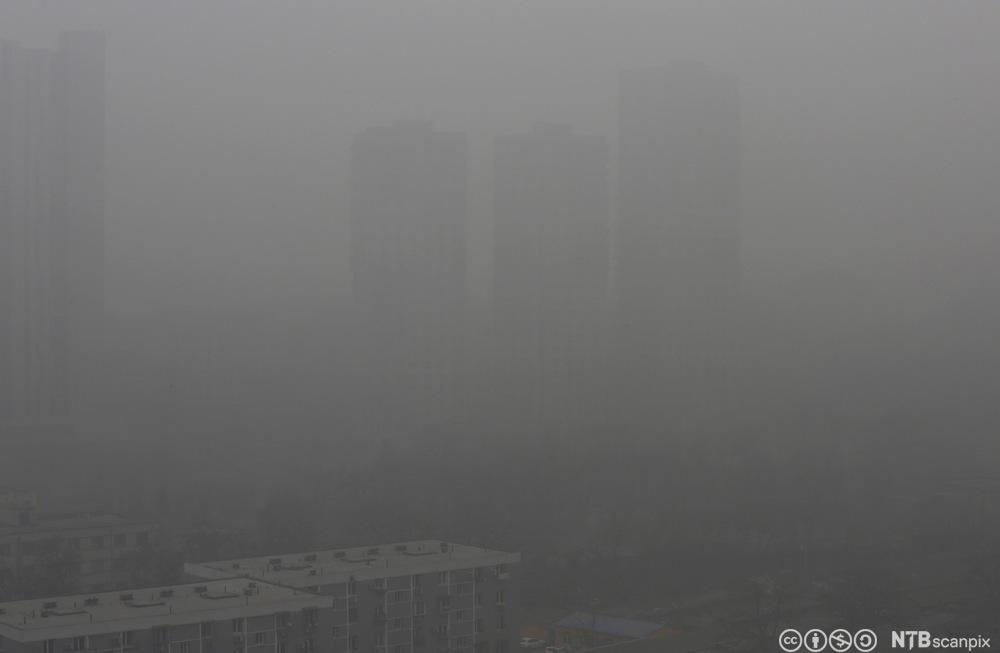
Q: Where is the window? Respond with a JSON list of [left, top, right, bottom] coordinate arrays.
[[456, 610, 470, 622], [496, 615, 506, 631], [350, 636, 359, 651], [73, 637, 87, 651], [178, 642, 190, 653], [332, 626, 343, 639], [390, 618, 405, 631], [123, 632, 134, 646], [475, 619, 483, 634], [201, 623, 213, 637], [91, 536, 105, 549], [375, 633, 385, 646], [254, 633, 266, 646], [414, 600, 426, 616], [375, 606, 386, 619], [333, 597, 346, 611], [277, 644, 286, 653], [232, 618, 244, 633], [44, 641, 55, 653], [392, 590, 408, 602], [348, 608, 358, 623], [476, 593, 483, 607], [412, 574, 421, 587], [437, 571, 448, 585], [455, 583, 470, 595], [303, 608, 319, 626], [494, 640, 509, 653], [495, 591, 505, 606], [155, 628, 168, 643], [394, 646, 405, 653], [347, 580, 357, 595]]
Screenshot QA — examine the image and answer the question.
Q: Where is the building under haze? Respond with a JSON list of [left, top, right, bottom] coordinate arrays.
[[0, 488, 158, 597], [492, 123, 611, 436], [615, 63, 741, 440], [0, 33, 106, 430], [0, 578, 332, 653], [350, 121, 469, 438], [186, 540, 520, 653]]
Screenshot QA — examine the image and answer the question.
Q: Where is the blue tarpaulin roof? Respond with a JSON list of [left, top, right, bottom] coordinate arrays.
[[554, 612, 663, 639]]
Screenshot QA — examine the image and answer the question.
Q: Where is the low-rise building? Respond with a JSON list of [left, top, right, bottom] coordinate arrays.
[[186, 540, 521, 653], [0, 578, 331, 653], [0, 489, 158, 596]]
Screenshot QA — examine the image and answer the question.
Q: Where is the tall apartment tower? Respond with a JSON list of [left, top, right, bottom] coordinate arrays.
[[615, 63, 740, 440], [492, 124, 611, 437], [350, 121, 469, 438], [0, 32, 106, 428]]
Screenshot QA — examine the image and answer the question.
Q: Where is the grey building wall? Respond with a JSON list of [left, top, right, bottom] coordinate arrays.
[[0, 33, 105, 427], [615, 63, 741, 441], [492, 124, 611, 438]]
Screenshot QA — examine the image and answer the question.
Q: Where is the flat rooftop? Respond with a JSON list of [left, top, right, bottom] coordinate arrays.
[[0, 578, 330, 642], [0, 513, 156, 537], [186, 540, 520, 588]]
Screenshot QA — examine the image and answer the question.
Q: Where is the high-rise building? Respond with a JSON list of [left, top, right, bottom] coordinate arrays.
[[492, 124, 611, 436], [615, 63, 740, 439], [0, 32, 106, 428], [350, 121, 469, 438]]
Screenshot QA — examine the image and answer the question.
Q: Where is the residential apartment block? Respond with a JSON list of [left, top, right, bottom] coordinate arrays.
[[185, 541, 521, 653], [0, 578, 331, 653], [0, 490, 157, 596]]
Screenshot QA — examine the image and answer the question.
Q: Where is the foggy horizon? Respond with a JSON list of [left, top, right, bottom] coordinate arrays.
[[2, 0, 1000, 644]]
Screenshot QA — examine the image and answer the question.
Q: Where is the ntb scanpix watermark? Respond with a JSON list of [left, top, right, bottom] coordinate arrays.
[[779, 628, 991, 652]]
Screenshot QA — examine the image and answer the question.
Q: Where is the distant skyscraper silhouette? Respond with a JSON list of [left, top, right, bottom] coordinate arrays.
[[493, 123, 611, 436], [615, 63, 740, 439], [0, 33, 106, 428], [349, 120, 468, 437]]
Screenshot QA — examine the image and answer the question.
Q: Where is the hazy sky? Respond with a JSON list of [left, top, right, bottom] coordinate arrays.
[[2, 1, 998, 317]]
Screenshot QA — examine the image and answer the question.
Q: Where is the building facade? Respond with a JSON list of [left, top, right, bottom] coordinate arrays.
[[0, 579, 332, 653], [0, 32, 106, 427], [349, 121, 469, 439], [615, 63, 741, 440], [492, 124, 611, 438], [0, 490, 157, 597], [186, 540, 521, 653]]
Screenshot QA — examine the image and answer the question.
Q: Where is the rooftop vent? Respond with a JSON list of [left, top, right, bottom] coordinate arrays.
[[42, 602, 57, 610], [194, 586, 208, 594], [159, 590, 174, 598], [84, 598, 99, 606]]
